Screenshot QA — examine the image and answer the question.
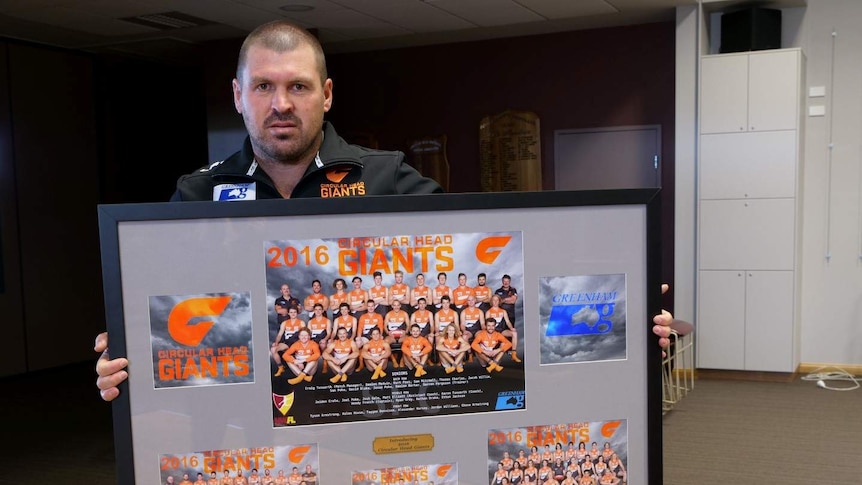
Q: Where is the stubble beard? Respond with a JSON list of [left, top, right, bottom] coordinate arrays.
[[248, 112, 320, 165]]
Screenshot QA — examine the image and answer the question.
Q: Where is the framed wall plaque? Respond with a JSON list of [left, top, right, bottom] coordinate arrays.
[[99, 189, 662, 485]]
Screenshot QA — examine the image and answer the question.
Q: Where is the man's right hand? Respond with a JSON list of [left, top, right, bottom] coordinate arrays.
[[94, 332, 129, 402]]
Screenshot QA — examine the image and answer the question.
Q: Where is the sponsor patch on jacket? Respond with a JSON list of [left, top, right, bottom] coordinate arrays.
[[213, 183, 256, 201]]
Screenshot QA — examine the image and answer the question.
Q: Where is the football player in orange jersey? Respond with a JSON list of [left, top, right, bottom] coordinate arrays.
[[369, 271, 390, 315], [357, 299, 384, 346], [179, 473, 194, 485], [329, 278, 348, 316], [433, 295, 459, 343], [348, 276, 369, 316], [207, 472, 220, 485], [388, 270, 411, 314], [261, 469, 274, 485], [306, 303, 332, 350], [409, 297, 434, 343], [271, 307, 304, 376], [193, 473, 207, 485], [303, 279, 330, 320], [221, 470, 234, 485], [460, 294, 486, 343], [432, 272, 451, 310], [333, 302, 357, 339], [323, 326, 359, 383], [487, 294, 521, 363], [248, 469, 262, 485], [234, 470, 248, 485], [436, 322, 470, 373], [384, 299, 409, 346], [361, 327, 391, 380], [274, 470, 288, 485], [471, 319, 512, 372], [451, 272, 474, 312], [473, 272, 492, 312], [410, 272, 432, 314], [402, 323, 433, 377], [281, 327, 322, 385]]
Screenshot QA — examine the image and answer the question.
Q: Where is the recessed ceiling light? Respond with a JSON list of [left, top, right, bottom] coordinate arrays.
[[279, 5, 315, 12]]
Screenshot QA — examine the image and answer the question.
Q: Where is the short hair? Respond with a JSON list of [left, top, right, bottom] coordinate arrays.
[[352, 276, 362, 283], [478, 272, 487, 279], [373, 271, 382, 278], [502, 274, 512, 280], [237, 20, 327, 84]]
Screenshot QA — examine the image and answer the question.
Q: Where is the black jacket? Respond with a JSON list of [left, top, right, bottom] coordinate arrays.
[[171, 122, 442, 201]]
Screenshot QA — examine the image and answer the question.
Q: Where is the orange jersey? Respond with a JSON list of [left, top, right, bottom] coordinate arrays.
[[385, 310, 408, 334], [461, 307, 483, 331], [389, 283, 410, 304], [358, 312, 384, 337], [208, 479, 220, 485], [433, 284, 451, 303], [370, 285, 388, 304], [304, 292, 327, 311], [279, 319, 303, 341], [365, 339, 388, 359], [403, 335, 432, 356], [284, 340, 321, 363], [330, 291, 348, 310], [452, 285, 474, 306], [473, 285, 492, 304], [307, 316, 330, 338], [440, 336, 463, 351], [348, 289, 368, 309], [471, 330, 512, 353], [331, 339, 355, 359], [411, 309, 433, 335], [194, 480, 206, 485], [435, 308, 457, 333], [487, 307, 509, 326], [411, 285, 431, 306], [334, 314, 356, 334], [222, 478, 234, 485]]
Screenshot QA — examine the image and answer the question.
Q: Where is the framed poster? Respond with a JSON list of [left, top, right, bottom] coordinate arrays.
[[99, 189, 663, 485]]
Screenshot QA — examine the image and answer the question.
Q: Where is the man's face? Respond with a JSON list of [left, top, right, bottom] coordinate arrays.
[[502, 277, 511, 288], [418, 299, 426, 310], [416, 274, 425, 286], [486, 321, 496, 333], [289, 308, 298, 319], [367, 301, 376, 312], [478, 275, 486, 286], [395, 273, 403, 284], [281, 284, 290, 296], [374, 275, 382, 285], [353, 278, 362, 289], [467, 296, 476, 307], [337, 328, 348, 340], [167, 477, 174, 484], [306, 465, 312, 472], [410, 326, 420, 337], [312, 281, 321, 293], [299, 330, 310, 343], [314, 306, 323, 317], [458, 275, 466, 286], [233, 44, 332, 165], [392, 300, 401, 311], [438, 274, 446, 284]]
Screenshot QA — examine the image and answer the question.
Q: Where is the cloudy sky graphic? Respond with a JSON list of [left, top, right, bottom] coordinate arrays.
[[538, 274, 626, 365]]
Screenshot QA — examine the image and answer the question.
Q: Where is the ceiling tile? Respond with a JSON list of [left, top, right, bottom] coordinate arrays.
[[514, 0, 618, 19], [330, 0, 474, 32], [7, 6, 155, 36], [428, 0, 545, 26]]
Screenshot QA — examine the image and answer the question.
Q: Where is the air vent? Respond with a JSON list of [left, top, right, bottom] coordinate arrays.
[[120, 11, 214, 30]]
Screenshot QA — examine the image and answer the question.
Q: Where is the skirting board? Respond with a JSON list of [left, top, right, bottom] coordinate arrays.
[[798, 363, 862, 376]]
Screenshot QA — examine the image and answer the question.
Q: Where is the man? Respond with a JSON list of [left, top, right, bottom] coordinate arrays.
[[275, 283, 302, 321], [361, 327, 391, 380], [402, 323, 433, 377], [221, 470, 234, 485], [301, 464, 318, 485], [494, 274, 518, 327], [357, 299, 384, 347], [460, 294, 485, 343], [432, 272, 451, 310], [166, 476, 176, 485], [347, 276, 369, 316], [306, 303, 331, 351], [281, 327, 322, 385], [194, 473, 207, 485], [451, 272, 473, 312], [94, 20, 673, 400], [287, 467, 303, 485], [388, 270, 411, 314], [384, 299, 409, 346], [473, 272, 492, 312], [369, 271, 389, 315], [235, 470, 248, 485], [323, 326, 359, 383], [471, 319, 512, 373], [270, 307, 304, 376], [409, 297, 434, 344], [410, 272, 432, 313], [208, 472, 220, 485], [303, 279, 330, 320]]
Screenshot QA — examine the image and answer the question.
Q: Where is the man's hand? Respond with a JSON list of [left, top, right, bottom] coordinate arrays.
[[94, 332, 129, 402], [652, 284, 673, 355]]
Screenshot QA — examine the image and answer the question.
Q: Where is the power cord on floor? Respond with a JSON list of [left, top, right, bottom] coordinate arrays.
[[801, 366, 860, 391]]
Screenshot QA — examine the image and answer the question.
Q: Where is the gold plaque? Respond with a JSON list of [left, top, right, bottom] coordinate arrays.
[[479, 110, 542, 192], [372, 434, 435, 455]]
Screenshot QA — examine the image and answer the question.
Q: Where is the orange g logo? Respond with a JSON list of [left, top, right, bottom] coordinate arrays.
[[436, 465, 453, 477], [476, 235, 512, 264], [325, 168, 351, 183], [288, 445, 311, 464], [167, 296, 232, 346], [601, 420, 622, 439]]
